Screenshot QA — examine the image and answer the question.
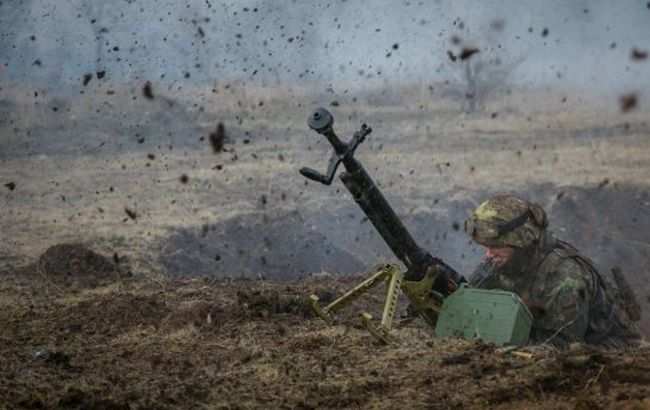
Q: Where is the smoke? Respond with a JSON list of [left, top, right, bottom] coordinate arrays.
[[1, 0, 648, 95]]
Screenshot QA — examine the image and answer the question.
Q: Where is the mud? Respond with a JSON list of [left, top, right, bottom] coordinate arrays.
[[1, 266, 650, 409]]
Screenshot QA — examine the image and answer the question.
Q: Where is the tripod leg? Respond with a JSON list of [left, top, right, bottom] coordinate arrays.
[[362, 264, 404, 344], [308, 264, 392, 323]]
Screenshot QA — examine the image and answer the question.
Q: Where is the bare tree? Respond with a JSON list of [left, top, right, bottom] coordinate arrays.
[[459, 51, 525, 113], [82, 1, 106, 73], [445, 17, 527, 113]]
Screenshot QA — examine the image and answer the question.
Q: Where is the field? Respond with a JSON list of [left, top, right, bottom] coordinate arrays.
[[1, 83, 650, 407]]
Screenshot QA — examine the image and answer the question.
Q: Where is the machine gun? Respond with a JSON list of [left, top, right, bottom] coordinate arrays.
[[300, 108, 466, 342]]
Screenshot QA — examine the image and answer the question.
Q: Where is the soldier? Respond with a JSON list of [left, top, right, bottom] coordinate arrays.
[[464, 195, 641, 347]]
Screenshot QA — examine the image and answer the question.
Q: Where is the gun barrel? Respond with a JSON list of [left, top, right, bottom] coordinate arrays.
[[301, 108, 463, 288], [339, 159, 426, 274]]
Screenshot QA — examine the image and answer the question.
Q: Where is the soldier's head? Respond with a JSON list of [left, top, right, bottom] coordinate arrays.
[[465, 195, 548, 267]]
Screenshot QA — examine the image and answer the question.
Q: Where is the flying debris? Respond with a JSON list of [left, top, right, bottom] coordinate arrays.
[[124, 208, 137, 220], [209, 123, 226, 153], [619, 93, 638, 112], [459, 47, 480, 60], [143, 81, 154, 100], [631, 48, 648, 61]]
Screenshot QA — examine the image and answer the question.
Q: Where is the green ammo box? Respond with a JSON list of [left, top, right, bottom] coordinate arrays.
[[435, 284, 533, 346]]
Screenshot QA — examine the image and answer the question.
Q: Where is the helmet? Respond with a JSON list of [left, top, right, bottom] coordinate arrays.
[[465, 195, 548, 248]]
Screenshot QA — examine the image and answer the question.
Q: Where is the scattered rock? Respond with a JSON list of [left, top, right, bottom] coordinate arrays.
[[631, 48, 648, 61], [34, 347, 49, 359], [209, 123, 226, 153], [143, 81, 154, 100], [124, 208, 137, 220], [82, 73, 92, 86], [459, 47, 480, 60], [619, 94, 637, 112]]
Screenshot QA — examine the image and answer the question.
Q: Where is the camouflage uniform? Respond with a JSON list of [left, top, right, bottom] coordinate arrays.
[[465, 195, 640, 347]]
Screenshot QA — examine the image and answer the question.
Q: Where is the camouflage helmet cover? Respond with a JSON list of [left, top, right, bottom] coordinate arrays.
[[465, 195, 548, 248]]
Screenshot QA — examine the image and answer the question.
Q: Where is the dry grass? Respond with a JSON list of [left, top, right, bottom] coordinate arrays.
[[2, 84, 648, 262], [2, 84, 650, 407], [2, 270, 650, 408]]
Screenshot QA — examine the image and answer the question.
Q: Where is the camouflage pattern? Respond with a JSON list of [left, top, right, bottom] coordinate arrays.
[[465, 195, 548, 248], [467, 196, 640, 347]]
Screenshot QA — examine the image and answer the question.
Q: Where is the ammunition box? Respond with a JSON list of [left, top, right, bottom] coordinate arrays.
[[435, 284, 532, 346]]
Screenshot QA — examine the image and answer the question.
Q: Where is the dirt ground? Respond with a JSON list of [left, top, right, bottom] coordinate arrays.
[[2, 83, 650, 329], [1, 84, 650, 407], [1, 250, 650, 409]]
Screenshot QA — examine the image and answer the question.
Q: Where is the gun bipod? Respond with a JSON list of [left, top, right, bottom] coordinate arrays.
[[308, 264, 404, 344]]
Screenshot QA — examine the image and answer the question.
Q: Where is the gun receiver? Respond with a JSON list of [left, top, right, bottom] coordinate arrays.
[[300, 108, 463, 296]]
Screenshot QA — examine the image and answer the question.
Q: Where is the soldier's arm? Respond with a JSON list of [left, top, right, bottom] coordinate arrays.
[[533, 258, 592, 346]]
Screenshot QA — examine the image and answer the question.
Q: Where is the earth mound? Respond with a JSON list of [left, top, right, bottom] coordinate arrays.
[[37, 243, 120, 287], [158, 210, 365, 278]]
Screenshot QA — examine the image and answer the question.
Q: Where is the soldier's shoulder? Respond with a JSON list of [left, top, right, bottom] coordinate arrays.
[[552, 254, 587, 276], [537, 249, 591, 297], [536, 246, 592, 291], [538, 246, 585, 275]]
